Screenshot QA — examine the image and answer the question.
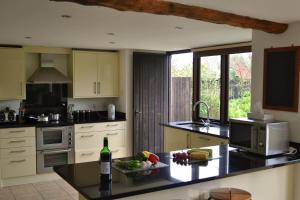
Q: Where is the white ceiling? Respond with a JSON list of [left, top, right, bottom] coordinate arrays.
[[0, 0, 299, 51]]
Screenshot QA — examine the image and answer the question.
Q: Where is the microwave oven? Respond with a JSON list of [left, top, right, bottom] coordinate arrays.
[[229, 118, 289, 156]]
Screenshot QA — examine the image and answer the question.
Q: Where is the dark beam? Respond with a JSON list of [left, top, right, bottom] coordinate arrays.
[[51, 0, 288, 34]]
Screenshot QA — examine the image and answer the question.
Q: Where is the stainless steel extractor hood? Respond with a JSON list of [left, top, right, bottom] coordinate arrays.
[[27, 54, 72, 84]]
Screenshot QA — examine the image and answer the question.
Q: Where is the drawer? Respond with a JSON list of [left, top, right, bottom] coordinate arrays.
[[75, 123, 98, 133], [111, 147, 127, 159], [0, 137, 35, 149], [0, 146, 36, 158], [75, 149, 100, 163], [1, 156, 36, 178], [190, 133, 228, 148], [101, 122, 125, 131], [104, 129, 125, 149], [75, 132, 102, 150], [0, 127, 35, 139]]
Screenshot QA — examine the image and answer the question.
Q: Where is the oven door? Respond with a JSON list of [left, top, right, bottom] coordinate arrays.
[[37, 148, 74, 173], [229, 122, 254, 152], [36, 127, 70, 150]]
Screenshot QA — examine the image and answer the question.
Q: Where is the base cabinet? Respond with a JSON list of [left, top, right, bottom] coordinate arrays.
[[75, 121, 127, 163], [0, 127, 36, 179], [164, 127, 228, 152]]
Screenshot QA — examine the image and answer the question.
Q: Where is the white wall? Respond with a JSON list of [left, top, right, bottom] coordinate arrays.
[[252, 21, 300, 143], [252, 22, 300, 200]]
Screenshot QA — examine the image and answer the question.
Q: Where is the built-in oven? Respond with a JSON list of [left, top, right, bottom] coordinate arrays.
[[36, 126, 72, 150], [36, 126, 74, 173]]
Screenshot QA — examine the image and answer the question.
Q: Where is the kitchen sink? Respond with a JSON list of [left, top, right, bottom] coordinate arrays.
[[176, 122, 218, 128]]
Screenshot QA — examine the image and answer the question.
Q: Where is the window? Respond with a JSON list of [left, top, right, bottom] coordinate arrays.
[[169, 52, 193, 122], [199, 56, 221, 120], [194, 47, 252, 124]]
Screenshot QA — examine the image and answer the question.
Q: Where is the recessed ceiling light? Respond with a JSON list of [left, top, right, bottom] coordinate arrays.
[[107, 33, 115, 36], [109, 42, 116, 44], [24, 36, 32, 39], [175, 26, 184, 30], [61, 14, 72, 18]]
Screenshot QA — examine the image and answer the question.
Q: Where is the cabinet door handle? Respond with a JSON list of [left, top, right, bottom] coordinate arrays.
[[106, 132, 119, 136], [9, 150, 26, 153], [106, 124, 118, 127], [9, 140, 26, 143], [80, 125, 93, 129], [94, 82, 97, 94], [81, 152, 94, 156], [10, 159, 26, 163], [20, 81, 23, 96], [80, 135, 94, 138], [97, 82, 100, 94], [9, 130, 25, 133], [198, 136, 211, 141], [111, 149, 119, 153]]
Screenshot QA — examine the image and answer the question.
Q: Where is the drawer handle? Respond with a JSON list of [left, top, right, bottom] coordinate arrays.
[[106, 132, 119, 136], [80, 126, 94, 129], [10, 159, 26, 163], [9, 140, 26, 143], [198, 136, 211, 141], [106, 124, 118, 127], [9, 130, 26, 133], [9, 150, 26, 153], [80, 135, 94, 138], [111, 149, 119, 153], [81, 152, 94, 156]]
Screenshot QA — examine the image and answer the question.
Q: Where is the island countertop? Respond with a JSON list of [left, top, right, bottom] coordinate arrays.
[[54, 145, 300, 200], [163, 121, 230, 139]]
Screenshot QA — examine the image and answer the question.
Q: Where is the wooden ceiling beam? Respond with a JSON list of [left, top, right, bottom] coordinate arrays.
[[51, 0, 288, 34]]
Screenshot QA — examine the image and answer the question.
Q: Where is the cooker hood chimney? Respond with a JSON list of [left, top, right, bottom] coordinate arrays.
[[27, 54, 71, 84]]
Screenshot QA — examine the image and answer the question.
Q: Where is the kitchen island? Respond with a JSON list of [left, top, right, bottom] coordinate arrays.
[[54, 145, 300, 200]]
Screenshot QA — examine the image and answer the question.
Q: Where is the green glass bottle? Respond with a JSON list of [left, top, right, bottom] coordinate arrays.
[[100, 137, 112, 182]]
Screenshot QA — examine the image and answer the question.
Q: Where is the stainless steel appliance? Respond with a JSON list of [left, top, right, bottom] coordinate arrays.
[[0, 107, 17, 122], [36, 126, 74, 173], [229, 118, 289, 156]]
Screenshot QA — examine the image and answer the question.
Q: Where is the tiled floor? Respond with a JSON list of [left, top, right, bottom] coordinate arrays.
[[0, 179, 78, 200]]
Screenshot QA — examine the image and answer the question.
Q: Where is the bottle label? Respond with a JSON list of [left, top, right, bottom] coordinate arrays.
[[101, 162, 110, 174]]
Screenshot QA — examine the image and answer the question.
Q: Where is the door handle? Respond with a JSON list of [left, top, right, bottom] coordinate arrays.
[[94, 82, 97, 94], [80, 135, 94, 138], [97, 82, 100, 94], [135, 110, 142, 114], [42, 149, 72, 155]]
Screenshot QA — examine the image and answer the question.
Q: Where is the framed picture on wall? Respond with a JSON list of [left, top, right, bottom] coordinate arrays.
[[263, 46, 300, 112]]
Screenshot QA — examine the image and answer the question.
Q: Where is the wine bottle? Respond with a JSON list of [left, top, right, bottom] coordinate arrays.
[[100, 137, 112, 182]]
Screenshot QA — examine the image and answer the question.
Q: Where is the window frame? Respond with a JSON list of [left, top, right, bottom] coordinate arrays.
[[193, 46, 252, 125]]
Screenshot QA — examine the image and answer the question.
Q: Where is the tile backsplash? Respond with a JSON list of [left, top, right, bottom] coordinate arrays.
[[0, 98, 119, 112], [0, 100, 21, 111]]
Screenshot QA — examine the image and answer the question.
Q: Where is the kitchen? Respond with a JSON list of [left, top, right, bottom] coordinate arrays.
[[0, 0, 300, 200]]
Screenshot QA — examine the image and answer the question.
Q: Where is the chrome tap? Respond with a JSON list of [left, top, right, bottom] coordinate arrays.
[[193, 101, 210, 127]]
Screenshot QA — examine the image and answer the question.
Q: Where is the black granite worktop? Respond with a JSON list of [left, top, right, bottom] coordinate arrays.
[[0, 112, 126, 128], [163, 121, 229, 139], [54, 145, 300, 200]]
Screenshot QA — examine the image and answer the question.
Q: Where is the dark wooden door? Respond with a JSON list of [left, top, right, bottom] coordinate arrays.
[[133, 52, 168, 154]]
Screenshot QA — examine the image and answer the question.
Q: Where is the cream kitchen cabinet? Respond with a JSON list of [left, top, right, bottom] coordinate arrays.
[[164, 127, 228, 152], [0, 47, 25, 100], [71, 50, 119, 98], [164, 127, 190, 152], [74, 121, 126, 163], [189, 132, 228, 148], [0, 127, 36, 179]]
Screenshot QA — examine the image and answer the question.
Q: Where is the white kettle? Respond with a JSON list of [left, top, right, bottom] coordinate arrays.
[[107, 104, 115, 120]]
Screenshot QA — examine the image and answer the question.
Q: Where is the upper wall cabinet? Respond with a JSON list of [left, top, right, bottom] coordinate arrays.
[[70, 50, 120, 98], [0, 47, 25, 100]]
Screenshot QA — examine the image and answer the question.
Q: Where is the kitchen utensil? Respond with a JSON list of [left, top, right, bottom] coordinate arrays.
[[49, 113, 61, 121], [29, 114, 49, 122]]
